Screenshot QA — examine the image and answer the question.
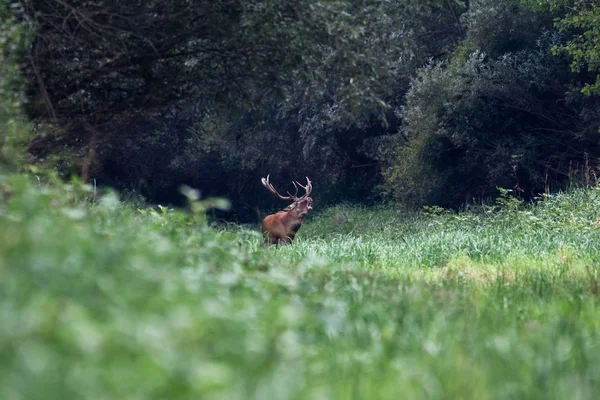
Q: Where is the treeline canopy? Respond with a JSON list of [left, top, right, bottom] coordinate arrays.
[[20, 0, 600, 218]]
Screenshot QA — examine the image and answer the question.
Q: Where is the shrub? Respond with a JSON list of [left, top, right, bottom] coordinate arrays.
[[381, 0, 600, 208]]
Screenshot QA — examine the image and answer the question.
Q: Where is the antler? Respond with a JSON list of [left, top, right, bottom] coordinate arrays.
[[295, 177, 312, 200], [261, 175, 312, 201], [261, 175, 296, 201]]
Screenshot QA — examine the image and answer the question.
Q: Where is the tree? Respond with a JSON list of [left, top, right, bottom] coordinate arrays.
[[381, 0, 600, 207], [24, 0, 469, 217], [1, 1, 30, 169], [23, 0, 452, 130], [524, 0, 600, 96]]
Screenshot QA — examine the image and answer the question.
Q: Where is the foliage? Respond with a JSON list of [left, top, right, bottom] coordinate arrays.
[[0, 1, 31, 168], [524, 0, 600, 96], [20, 0, 600, 215], [381, 0, 600, 208], [23, 0, 467, 214], [24, 0, 407, 121], [462, 0, 552, 59], [3, 171, 600, 398], [494, 187, 525, 211]]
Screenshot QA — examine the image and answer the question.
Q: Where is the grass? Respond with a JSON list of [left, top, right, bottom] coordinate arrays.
[[2, 172, 600, 399]]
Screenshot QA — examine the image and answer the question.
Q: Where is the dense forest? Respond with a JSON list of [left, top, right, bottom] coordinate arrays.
[[3, 0, 600, 217]]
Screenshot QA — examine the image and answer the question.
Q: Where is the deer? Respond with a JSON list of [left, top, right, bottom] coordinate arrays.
[[260, 175, 313, 245]]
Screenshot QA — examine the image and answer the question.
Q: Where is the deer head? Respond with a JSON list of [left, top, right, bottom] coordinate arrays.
[[261, 175, 313, 216]]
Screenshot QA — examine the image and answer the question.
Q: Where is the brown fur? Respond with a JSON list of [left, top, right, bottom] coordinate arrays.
[[262, 197, 312, 245]]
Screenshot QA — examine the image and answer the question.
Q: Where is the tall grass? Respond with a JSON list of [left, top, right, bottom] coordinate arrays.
[[2, 172, 600, 399]]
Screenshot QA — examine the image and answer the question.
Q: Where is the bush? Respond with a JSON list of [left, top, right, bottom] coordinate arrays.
[[381, 0, 600, 208], [523, 0, 600, 96]]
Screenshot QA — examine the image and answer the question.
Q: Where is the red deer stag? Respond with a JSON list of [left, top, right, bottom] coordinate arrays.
[[261, 175, 313, 245]]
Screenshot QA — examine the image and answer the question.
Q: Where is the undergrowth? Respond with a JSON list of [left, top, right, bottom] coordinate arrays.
[[1, 172, 600, 399]]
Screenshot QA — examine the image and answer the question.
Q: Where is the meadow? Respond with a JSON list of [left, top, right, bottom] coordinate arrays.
[[2, 172, 600, 399]]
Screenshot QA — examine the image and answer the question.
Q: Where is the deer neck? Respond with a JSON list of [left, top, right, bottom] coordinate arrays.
[[281, 207, 304, 224]]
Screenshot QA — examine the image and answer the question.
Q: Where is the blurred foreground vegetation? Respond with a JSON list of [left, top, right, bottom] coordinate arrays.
[[2, 172, 600, 399]]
